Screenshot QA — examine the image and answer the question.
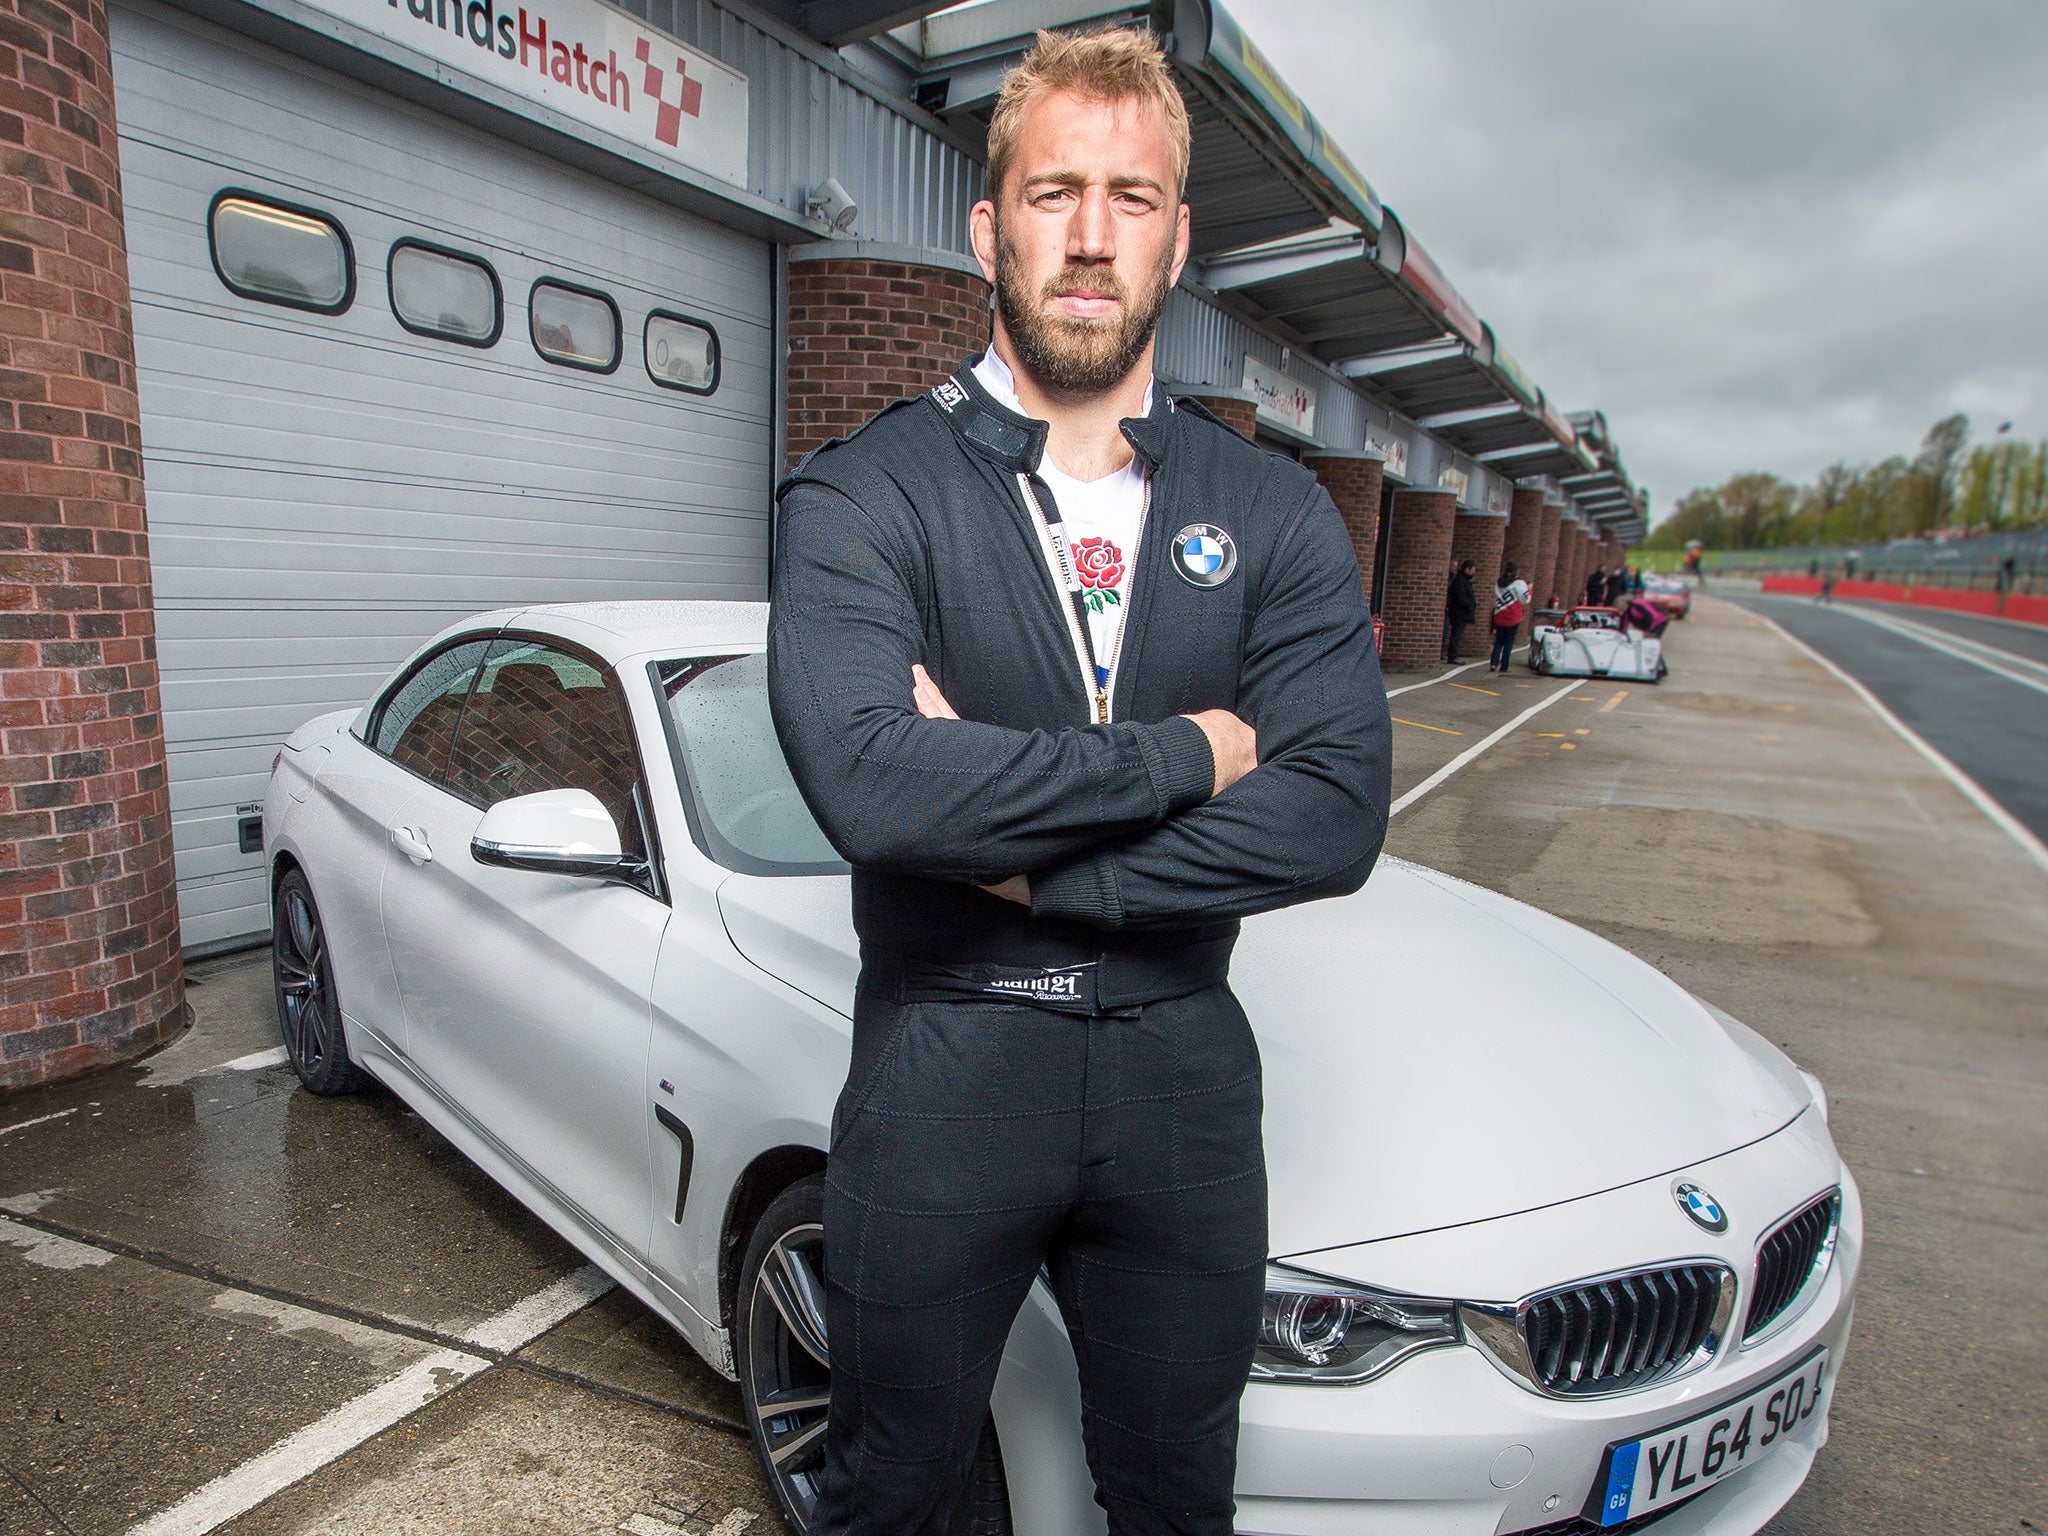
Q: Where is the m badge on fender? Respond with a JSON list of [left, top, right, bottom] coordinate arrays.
[[1173, 524, 1237, 589]]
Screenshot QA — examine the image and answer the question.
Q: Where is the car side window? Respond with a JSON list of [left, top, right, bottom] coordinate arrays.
[[371, 639, 492, 782], [443, 637, 647, 860]]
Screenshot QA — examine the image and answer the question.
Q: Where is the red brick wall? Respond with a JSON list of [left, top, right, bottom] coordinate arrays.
[[1380, 489, 1456, 671], [0, 0, 182, 1089], [1188, 394, 1257, 439], [1532, 500, 1563, 612], [1305, 453, 1382, 602], [1448, 512, 1507, 660], [785, 257, 991, 469]]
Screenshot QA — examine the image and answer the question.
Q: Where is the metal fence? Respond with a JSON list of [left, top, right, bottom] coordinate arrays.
[[1645, 527, 2048, 595]]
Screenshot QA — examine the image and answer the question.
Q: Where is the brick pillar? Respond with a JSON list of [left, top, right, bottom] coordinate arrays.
[[1380, 489, 1456, 671], [1304, 453, 1383, 601], [1448, 512, 1507, 660], [1532, 499, 1564, 613], [1187, 394, 1256, 439], [1504, 488, 1544, 589], [1556, 520, 1584, 608], [0, 0, 183, 1089], [785, 254, 991, 470]]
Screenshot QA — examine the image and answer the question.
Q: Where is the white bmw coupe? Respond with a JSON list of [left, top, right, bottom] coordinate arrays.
[[263, 600, 1858, 1536]]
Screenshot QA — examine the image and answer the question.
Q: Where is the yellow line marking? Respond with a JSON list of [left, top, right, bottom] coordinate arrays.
[[1559, 742, 1577, 750], [1758, 733, 1780, 742], [1573, 695, 1596, 701], [1449, 681, 1500, 697], [1536, 732, 1566, 738], [1599, 691, 1627, 713], [1394, 717, 1464, 736], [1575, 728, 1590, 736], [1773, 704, 1797, 713]]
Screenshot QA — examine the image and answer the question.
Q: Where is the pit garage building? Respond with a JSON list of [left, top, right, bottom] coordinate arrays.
[[0, 0, 1648, 1085]]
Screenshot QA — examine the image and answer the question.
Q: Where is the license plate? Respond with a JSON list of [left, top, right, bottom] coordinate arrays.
[[1592, 1348, 1829, 1526]]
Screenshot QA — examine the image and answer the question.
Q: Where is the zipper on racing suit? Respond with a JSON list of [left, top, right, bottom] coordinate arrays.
[[1016, 471, 1146, 724]]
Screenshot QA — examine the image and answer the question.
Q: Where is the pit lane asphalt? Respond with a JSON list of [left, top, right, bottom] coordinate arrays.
[[1722, 592, 2048, 846], [1, 597, 2042, 1535]]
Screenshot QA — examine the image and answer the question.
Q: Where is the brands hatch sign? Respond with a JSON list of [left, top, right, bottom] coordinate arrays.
[[303, 0, 749, 187]]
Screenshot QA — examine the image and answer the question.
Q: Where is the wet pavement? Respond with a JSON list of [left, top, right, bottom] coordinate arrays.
[[2, 594, 2042, 1535]]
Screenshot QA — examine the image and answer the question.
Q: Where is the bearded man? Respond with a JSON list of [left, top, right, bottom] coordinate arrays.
[[767, 27, 1391, 1536]]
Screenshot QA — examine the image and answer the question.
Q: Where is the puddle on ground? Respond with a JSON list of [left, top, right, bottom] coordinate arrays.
[[1508, 805, 1879, 947]]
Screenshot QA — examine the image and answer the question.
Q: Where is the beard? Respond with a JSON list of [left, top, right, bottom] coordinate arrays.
[[992, 223, 1175, 397]]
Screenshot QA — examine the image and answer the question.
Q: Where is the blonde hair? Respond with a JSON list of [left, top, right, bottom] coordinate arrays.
[[984, 28, 1191, 203]]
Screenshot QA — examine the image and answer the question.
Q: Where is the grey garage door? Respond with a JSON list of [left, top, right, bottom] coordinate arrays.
[[112, 0, 775, 949]]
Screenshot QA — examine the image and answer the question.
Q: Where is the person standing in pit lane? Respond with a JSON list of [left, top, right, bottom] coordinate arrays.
[[766, 28, 1390, 1536], [1444, 558, 1477, 663], [1490, 562, 1530, 673]]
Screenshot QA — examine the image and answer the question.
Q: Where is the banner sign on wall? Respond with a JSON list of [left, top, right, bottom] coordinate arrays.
[[1369, 429, 1409, 480], [1438, 465, 1470, 500], [1242, 355, 1317, 437], [1487, 481, 1512, 515], [300, 0, 750, 187]]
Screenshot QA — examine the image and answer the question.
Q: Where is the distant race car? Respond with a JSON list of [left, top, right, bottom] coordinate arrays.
[[1531, 605, 1668, 682], [1643, 574, 1694, 620]]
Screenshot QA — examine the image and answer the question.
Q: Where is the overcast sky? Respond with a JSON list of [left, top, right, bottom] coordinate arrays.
[[1225, 0, 2048, 522]]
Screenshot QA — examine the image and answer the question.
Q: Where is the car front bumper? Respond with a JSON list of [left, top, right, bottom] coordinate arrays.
[[1230, 1166, 1862, 1536]]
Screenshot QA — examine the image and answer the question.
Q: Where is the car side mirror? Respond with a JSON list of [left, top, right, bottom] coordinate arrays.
[[472, 788, 625, 877]]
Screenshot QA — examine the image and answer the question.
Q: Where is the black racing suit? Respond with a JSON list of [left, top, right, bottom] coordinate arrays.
[[767, 357, 1391, 1536]]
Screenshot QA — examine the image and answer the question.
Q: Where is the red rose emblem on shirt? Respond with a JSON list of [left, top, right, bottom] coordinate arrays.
[[1072, 537, 1125, 590]]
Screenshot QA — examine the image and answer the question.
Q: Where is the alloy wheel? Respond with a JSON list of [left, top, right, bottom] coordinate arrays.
[[744, 1220, 833, 1525]]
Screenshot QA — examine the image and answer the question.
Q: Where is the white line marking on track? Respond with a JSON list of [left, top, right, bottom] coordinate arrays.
[[122, 1263, 614, 1536], [126, 1349, 489, 1536], [211, 1046, 290, 1074], [1834, 605, 2048, 697], [0, 1108, 76, 1138], [0, 1214, 114, 1270], [1384, 646, 1526, 699], [457, 1262, 614, 1353], [1389, 680, 1580, 818], [1750, 608, 2048, 881]]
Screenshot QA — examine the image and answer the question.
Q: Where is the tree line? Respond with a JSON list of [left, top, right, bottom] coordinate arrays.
[[1644, 414, 2048, 551]]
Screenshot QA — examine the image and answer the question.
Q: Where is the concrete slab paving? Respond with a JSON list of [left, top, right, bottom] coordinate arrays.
[[212, 1369, 769, 1536], [0, 951, 588, 1342], [514, 1290, 744, 1431], [0, 1220, 438, 1534]]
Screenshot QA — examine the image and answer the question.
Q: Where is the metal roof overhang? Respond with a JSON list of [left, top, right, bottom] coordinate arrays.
[[897, 1, 1381, 260], [1340, 344, 1516, 425], [1479, 438, 1597, 480], [1194, 229, 1449, 360]]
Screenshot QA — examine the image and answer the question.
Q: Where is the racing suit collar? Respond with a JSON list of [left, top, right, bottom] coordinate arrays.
[[932, 353, 1176, 477]]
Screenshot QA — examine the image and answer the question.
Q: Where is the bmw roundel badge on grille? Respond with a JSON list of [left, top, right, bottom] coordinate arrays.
[[1173, 524, 1237, 588], [1673, 1181, 1728, 1233]]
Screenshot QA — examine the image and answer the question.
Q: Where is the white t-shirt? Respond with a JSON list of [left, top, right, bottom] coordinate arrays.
[[972, 351, 1150, 690]]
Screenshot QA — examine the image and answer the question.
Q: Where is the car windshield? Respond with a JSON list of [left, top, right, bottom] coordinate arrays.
[[657, 650, 846, 877]]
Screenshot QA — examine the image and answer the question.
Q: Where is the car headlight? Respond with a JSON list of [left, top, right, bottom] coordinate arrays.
[[1253, 1264, 1461, 1384]]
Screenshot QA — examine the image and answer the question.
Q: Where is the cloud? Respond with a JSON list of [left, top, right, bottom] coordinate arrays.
[[1223, 0, 2048, 516]]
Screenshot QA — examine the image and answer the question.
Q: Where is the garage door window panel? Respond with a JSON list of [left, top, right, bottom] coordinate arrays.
[[644, 310, 720, 395], [530, 279, 621, 372], [389, 238, 503, 347], [444, 637, 650, 863], [209, 189, 354, 313], [367, 638, 492, 783]]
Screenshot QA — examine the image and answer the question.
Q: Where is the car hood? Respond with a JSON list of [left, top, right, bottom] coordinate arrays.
[[715, 859, 1808, 1254]]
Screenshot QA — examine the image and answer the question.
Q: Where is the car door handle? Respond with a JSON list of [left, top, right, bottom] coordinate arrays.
[[390, 825, 433, 864]]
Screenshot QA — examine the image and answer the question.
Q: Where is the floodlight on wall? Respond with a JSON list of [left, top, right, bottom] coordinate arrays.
[[807, 178, 859, 234]]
